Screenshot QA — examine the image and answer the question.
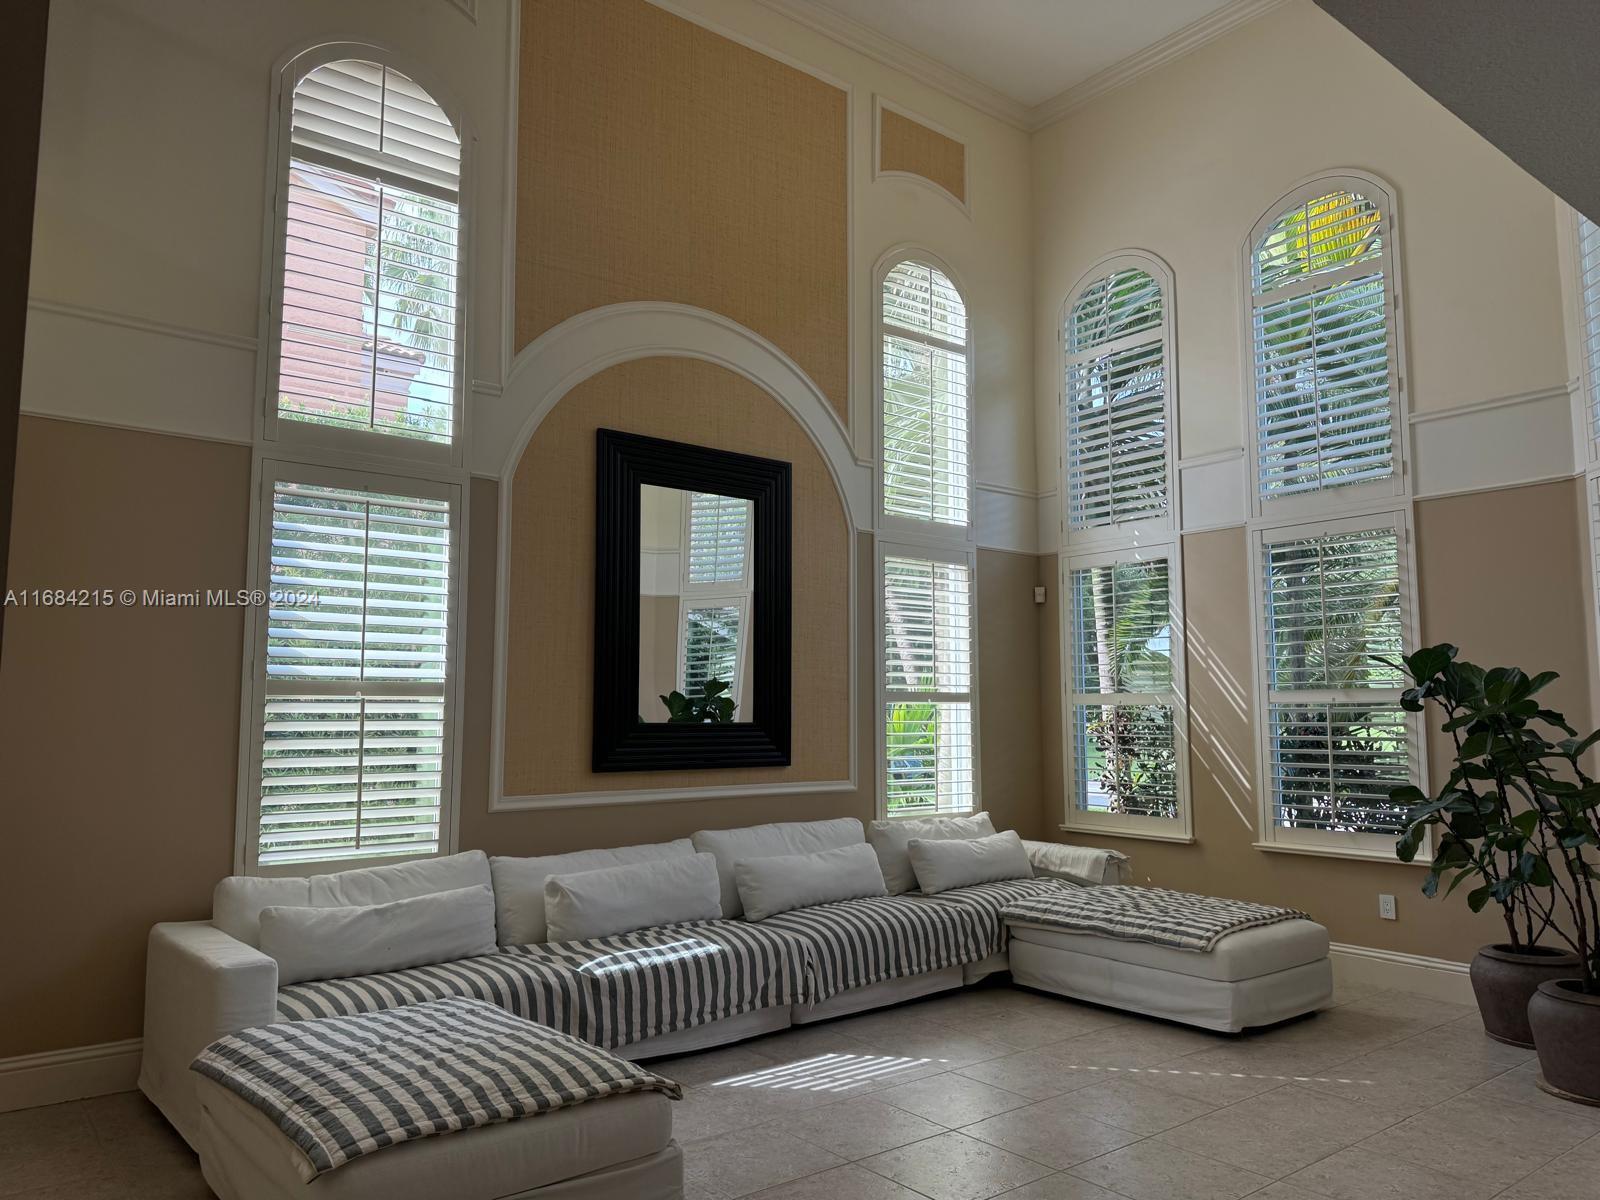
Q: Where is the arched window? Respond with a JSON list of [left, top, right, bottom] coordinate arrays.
[[1059, 253, 1186, 839], [269, 58, 463, 447], [1247, 179, 1400, 504], [879, 258, 969, 528], [1064, 257, 1172, 532], [1578, 214, 1600, 464]]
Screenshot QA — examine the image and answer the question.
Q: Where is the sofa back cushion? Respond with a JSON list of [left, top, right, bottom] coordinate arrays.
[[908, 830, 1033, 895], [543, 853, 722, 943], [489, 839, 696, 946], [867, 812, 995, 894], [735, 843, 887, 921], [692, 818, 865, 917], [259, 883, 499, 985], [212, 850, 492, 947]]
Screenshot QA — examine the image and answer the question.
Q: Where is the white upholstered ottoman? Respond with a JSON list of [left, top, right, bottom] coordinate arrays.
[[1007, 917, 1333, 1033], [194, 1079, 682, 1200]]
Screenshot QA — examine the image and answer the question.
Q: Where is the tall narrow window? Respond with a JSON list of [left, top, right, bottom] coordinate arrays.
[[1067, 551, 1184, 834], [1059, 252, 1186, 838], [271, 59, 463, 446], [881, 548, 975, 816], [1255, 515, 1418, 852], [1065, 261, 1170, 531], [679, 491, 753, 708], [1578, 215, 1600, 463], [880, 259, 970, 527], [245, 465, 459, 870], [1249, 181, 1399, 505]]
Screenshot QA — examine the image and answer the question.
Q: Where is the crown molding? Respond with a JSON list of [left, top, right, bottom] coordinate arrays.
[[752, 0, 1031, 130], [1029, 0, 1291, 129], [753, 0, 1290, 134]]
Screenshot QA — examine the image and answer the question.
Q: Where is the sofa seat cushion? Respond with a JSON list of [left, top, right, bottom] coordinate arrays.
[[1006, 917, 1329, 983], [758, 893, 992, 1002], [911, 876, 1076, 932], [197, 1072, 673, 1199], [274, 919, 809, 1050]]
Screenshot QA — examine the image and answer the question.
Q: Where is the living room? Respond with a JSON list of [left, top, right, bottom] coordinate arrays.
[[1, 1, 1598, 1198]]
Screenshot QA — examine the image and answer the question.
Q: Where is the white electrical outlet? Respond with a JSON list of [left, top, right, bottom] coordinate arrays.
[[1378, 893, 1397, 920]]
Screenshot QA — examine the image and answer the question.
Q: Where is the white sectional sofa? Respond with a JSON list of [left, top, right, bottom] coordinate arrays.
[[141, 814, 1297, 1199]]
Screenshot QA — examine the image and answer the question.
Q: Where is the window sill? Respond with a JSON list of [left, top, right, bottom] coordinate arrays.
[[1252, 841, 1424, 865], [1059, 824, 1195, 845]]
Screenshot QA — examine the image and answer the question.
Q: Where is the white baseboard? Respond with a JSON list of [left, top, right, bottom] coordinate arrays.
[[0, 1038, 142, 1113], [1329, 942, 1474, 1005]]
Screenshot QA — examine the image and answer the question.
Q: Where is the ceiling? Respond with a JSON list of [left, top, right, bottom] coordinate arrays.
[[807, 0, 1246, 108]]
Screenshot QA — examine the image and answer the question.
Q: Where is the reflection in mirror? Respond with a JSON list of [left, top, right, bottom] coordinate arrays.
[[638, 485, 754, 723]]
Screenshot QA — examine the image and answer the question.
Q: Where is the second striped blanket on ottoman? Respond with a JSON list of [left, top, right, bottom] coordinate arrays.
[[192, 997, 682, 1177]]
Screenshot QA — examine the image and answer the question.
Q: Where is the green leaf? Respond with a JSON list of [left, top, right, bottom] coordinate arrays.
[[1466, 885, 1492, 913]]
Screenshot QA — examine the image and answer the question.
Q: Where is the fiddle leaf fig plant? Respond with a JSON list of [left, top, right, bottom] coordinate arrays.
[[659, 678, 737, 724], [1388, 644, 1600, 993]]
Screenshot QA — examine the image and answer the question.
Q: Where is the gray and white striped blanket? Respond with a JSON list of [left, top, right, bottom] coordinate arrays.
[[192, 998, 682, 1176], [1001, 885, 1308, 952], [910, 876, 1078, 954], [276, 920, 808, 1049], [758, 892, 992, 1000]]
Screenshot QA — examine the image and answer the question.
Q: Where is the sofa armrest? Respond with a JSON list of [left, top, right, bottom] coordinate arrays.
[[139, 921, 278, 1150], [1022, 840, 1130, 887]]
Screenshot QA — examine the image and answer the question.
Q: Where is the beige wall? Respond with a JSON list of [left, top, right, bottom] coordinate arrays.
[[879, 108, 967, 205], [0, 418, 248, 1057], [1038, 480, 1594, 963], [502, 356, 853, 795]]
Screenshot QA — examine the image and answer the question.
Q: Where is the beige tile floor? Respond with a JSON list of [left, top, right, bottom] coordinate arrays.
[[3, 982, 1597, 1200]]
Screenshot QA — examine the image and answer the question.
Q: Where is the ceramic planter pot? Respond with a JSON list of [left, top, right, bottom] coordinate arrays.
[[1469, 944, 1582, 1047], [1528, 979, 1600, 1105]]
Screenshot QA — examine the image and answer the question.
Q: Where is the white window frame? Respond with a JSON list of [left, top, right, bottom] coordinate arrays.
[[1056, 250, 1188, 840], [1242, 171, 1409, 522], [1569, 210, 1600, 470], [1246, 508, 1427, 861], [873, 246, 975, 547], [1058, 250, 1180, 548], [875, 540, 981, 820], [1060, 539, 1192, 842], [234, 453, 466, 877], [255, 43, 474, 470]]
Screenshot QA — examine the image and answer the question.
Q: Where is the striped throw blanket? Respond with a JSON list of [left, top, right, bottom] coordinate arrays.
[[276, 920, 808, 1049], [192, 998, 682, 1176], [758, 892, 991, 1000], [1001, 885, 1308, 952], [910, 876, 1078, 954]]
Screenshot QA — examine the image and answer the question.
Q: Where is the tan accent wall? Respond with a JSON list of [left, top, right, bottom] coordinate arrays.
[[501, 356, 851, 796], [878, 107, 966, 205], [977, 548, 1044, 839], [1038, 479, 1595, 964], [515, 0, 849, 420], [0, 418, 247, 1057]]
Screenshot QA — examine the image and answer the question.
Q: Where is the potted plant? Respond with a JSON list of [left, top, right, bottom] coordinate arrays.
[[1389, 645, 1583, 1049]]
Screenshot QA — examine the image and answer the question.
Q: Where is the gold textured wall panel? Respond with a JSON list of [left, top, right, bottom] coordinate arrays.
[[878, 107, 966, 205], [516, 0, 849, 420], [501, 356, 851, 795]]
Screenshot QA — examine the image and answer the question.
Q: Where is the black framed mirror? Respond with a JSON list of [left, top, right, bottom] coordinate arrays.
[[593, 428, 792, 771]]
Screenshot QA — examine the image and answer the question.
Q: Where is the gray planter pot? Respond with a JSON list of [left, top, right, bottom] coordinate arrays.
[[1469, 944, 1582, 1048], [1528, 979, 1600, 1105]]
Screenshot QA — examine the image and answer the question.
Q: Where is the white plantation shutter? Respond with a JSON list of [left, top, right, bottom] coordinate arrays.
[[1068, 556, 1179, 821], [681, 604, 744, 699], [882, 552, 974, 815], [1259, 519, 1415, 837], [274, 60, 462, 446], [685, 493, 751, 585], [1251, 187, 1397, 500], [881, 260, 970, 527], [1065, 266, 1169, 530], [1580, 215, 1600, 460], [255, 474, 455, 867]]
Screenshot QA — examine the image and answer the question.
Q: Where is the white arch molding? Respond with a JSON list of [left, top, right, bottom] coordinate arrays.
[[483, 302, 864, 810]]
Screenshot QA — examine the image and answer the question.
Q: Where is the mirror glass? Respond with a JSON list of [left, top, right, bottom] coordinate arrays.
[[638, 484, 754, 723]]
